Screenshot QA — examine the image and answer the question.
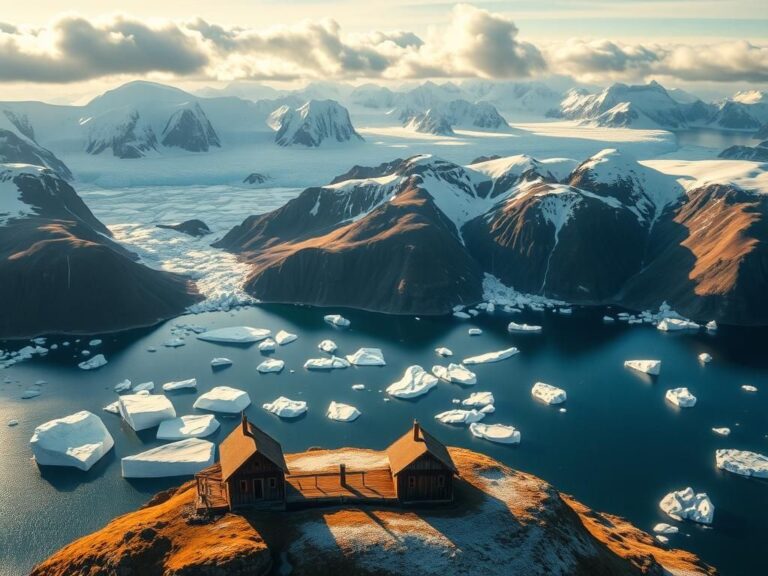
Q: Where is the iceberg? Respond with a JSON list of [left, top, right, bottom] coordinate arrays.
[[346, 348, 386, 366], [193, 386, 251, 413], [78, 354, 107, 370], [624, 359, 661, 375], [659, 487, 714, 524], [741, 384, 758, 392], [434, 409, 486, 425], [712, 427, 731, 436], [304, 356, 350, 370], [326, 401, 361, 422], [653, 523, 679, 535], [698, 353, 712, 363], [462, 391, 494, 407], [324, 314, 350, 328], [263, 396, 308, 418], [469, 423, 521, 444], [30, 411, 114, 471], [507, 322, 542, 333], [257, 358, 285, 373], [197, 326, 271, 344], [432, 363, 477, 385], [114, 379, 132, 393], [275, 330, 298, 345], [88, 339, 102, 347], [156, 414, 220, 440], [435, 347, 453, 357], [132, 381, 154, 393], [386, 366, 438, 399], [318, 339, 338, 353], [453, 311, 471, 320], [351, 384, 366, 391], [119, 394, 176, 431], [715, 449, 768, 478], [210, 357, 232, 367], [468, 328, 483, 336], [463, 347, 519, 365], [657, 318, 700, 331], [665, 387, 697, 408], [162, 378, 197, 392], [163, 338, 185, 348], [103, 401, 120, 414], [706, 320, 718, 332], [602, 316, 615, 323], [532, 382, 567, 405], [258, 338, 276, 352], [121, 438, 215, 478]]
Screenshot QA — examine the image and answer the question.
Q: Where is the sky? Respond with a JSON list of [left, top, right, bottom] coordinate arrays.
[[1, 0, 767, 102]]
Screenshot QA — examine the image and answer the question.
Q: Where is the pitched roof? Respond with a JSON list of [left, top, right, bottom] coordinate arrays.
[[386, 421, 457, 476], [220, 416, 289, 480]]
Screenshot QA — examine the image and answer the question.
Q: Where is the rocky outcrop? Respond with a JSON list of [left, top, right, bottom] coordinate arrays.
[[243, 173, 270, 185], [0, 165, 200, 338], [718, 142, 768, 161], [31, 448, 716, 576], [0, 129, 72, 180], [274, 100, 363, 147], [156, 219, 211, 237]]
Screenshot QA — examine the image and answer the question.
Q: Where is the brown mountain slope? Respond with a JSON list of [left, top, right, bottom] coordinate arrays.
[[31, 448, 716, 576]]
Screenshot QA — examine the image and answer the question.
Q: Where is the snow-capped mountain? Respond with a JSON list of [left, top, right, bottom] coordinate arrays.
[[216, 152, 768, 324], [273, 100, 363, 147], [461, 80, 565, 117], [84, 108, 159, 158], [349, 84, 396, 109], [707, 91, 768, 130], [0, 117, 72, 179], [718, 141, 768, 161], [399, 99, 510, 135], [160, 103, 221, 152]]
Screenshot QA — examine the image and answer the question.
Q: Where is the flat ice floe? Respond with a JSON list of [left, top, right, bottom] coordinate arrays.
[[304, 356, 350, 370], [121, 438, 215, 478], [324, 314, 350, 328], [659, 487, 714, 524], [30, 411, 114, 471], [469, 422, 521, 444], [665, 387, 697, 408], [197, 326, 271, 344], [657, 318, 700, 331], [435, 347, 453, 357], [210, 357, 232, 367], [434, 408, 487, 425], [741, 385, 758, 392], [193, 386, 251, 413], [78, 354, 107, 370], [468, 328, 483, 336], [114, 379, 132, 393], [326, 401, 361, 422], [163, 338, 185, 348], [453, 311, 471, 319], [507, 322, 542, 333], [715, 449, 768, 478], [162, 378, 197, 392], [103, 401, 120, 414], [653, 523, 679, 535], [257, 358, 285, 373], [712, 427, 731, 436], [462, 391, 494, 407], [462, 347, 519, 365], [624, 359, 661, 375], [263, 396, 308, 418], [346, 348, 386, 366], [532, 382, 567, 405], [275, 330, 298, 345], [386, 366, 438, 399], [132, 381, 154, 393], [318, 339, 338, 353], [118, 394, 176, 431], [432, 364, 477, 385], [258, 338, 276, 352], [156, 414, 220, 440]]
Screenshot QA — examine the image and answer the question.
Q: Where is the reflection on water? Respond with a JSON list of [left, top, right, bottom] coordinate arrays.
[[1, 304, 767, 575]]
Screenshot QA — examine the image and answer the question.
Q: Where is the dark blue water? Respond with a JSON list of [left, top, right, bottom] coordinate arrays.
[[1, 305, 766, 576], [675, 128, 757, 150]]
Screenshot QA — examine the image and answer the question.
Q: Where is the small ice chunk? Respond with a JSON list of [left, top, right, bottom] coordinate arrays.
[[78, 354, 107, 370], [559, 308, 573, 315], [211, 357, 232, 367], [257, 358, 285, 373], [712, 427, 730, 436], [114, 379, 132, 393], [81, 350, 91, 357], [164, 338, 185, 348], [193, 386, 251, 413], [659, 487, 714, 524], [275, 330, 298, 345], [157, 414, 219, 440], [432, 364, 477, 385], [386, 366, 438, 399], [602, 316, 615, 323], [304, 356, 350, 370], [162, 378, 197, 392], [324, 314, 350, 328], [263, 396, 307, 418], [121, 438, 215, 478], [30, 411, 114, 471], [507, 322, 542, 333], [657, 318, 700, 331], [318, 339, 338, 354], [462, 347, 519, 365], [435, 347, 453, 357], [532, 382, 567, 405], [624, 359, 661, 375], [21, 389, 41, 399], [132, 381, 154, 393], [197, 326, 271, 343], [706, 320, 718, 332], [453, 311, 471, 319], [258, 338, 276, 352], [8, 419, 19, 427], [653, 523, 679, 535], [346, 348, 386, 366], [352, 384, 366, 391], [741, 385, 758, 392], [469, 422, 521, 444], [715, 449, 768, 478], [146, 346, 157, 353], [119, 394, 176, 431], [698, 353, 712, 363], [103, 401, 120, 414], [434, 409, 485, 424], [665, 387, 697, 408], [468, 328, 483, 336], [88, 339, 102, 347], [326, 401, 361, 422], [462, 392, 494, 407]]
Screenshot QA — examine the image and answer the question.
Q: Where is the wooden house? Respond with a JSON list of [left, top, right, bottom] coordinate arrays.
[[386, 421, 458, 503]]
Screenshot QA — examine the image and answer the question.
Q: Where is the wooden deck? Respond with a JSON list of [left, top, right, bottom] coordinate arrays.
[[195, 464, 229, 512], [285, 467, 397, 506]]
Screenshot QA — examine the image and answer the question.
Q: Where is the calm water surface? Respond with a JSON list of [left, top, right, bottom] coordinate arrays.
[[0, 305, 766, 576], [675, 128, 757, 150]]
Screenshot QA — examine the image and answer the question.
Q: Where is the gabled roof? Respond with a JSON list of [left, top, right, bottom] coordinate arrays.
[[220, 416, 289, 480], [386, 421, 457, 476]]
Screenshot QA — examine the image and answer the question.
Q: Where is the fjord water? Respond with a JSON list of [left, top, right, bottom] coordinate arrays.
[[1, 306, 766, 576]]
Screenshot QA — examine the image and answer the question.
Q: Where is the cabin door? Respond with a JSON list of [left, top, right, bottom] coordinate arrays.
[[253, 478, 264, 500]]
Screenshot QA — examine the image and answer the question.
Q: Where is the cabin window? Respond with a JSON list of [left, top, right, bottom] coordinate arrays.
[[240, 480, 248, 493], [269, 477, 277, 488], [408, 476, 416, 489], [437, 475, 445, 488]]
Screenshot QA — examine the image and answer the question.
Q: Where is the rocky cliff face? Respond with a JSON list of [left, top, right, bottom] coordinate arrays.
[[85, 109, 159, 159], [274, 100, 363, 147], [30, 448, 716, 576], [0, 128, 72, 180], [161, 103, 221, 152]]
